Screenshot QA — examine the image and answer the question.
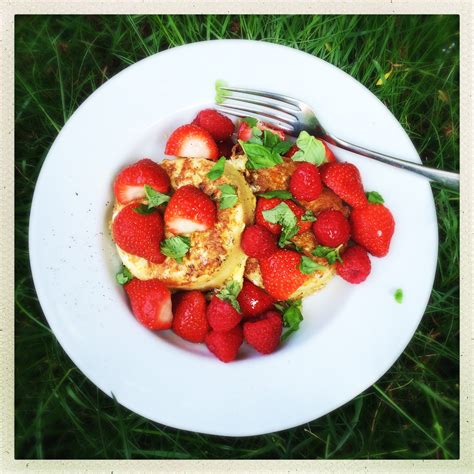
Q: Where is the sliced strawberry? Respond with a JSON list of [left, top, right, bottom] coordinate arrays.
[[172, 291, 209, 343], [192, 109, 234, 142], [322, 141, 336, 163], [285, 145, 299, 159], [243, 310, 283, 354], [205, 326, 243, 363], [165, 124, 219, 160], [238, 119, 286, 142], [114, 158, 170, 205], [112, 202, 165, 263], [124, 278, 172, 330], [164, 185, 217, 234], [237, 279, 275, 319], [206, 295, 242, 332]]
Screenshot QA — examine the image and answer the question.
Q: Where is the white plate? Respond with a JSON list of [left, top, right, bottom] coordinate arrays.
[[29, 40, 438, 436]]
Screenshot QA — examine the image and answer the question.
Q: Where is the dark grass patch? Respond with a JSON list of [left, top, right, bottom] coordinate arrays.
[[15, 14, 459, 459]]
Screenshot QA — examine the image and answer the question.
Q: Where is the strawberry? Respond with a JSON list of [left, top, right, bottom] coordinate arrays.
[[112, 202, 165, 263], [350, 203, 395, 257], [124, 278, 172, 330], [259, 250, 309, 300], [205, 326, 243, 363], [320, 162, 367, 208], [285, 144, 299, 159], [257, 121, 286, 140], [241, 225, 278, 259], [165, 124, 219, 160], [113, 158, 170, 205], [285, 142, 336, 163], [206, 295, 242, 332], [217, 138, 235, 159], [255, 198, 311, 236], [164, 185, 217, 234], [312, 209, 350, 247], [172, 291, 209, 343], [243, 310, 283, 354], [336, 245, 371, 284], [289, 162, 323, 201], [237, 279, 275, 319], [192, 109, 234, 142], [238, 120, 286, 141]]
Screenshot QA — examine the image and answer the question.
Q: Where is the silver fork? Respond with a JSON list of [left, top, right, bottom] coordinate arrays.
[[216, 86, 459, 191]]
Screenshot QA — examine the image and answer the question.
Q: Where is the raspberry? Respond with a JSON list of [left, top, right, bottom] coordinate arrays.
[[336, 245, 371, 284], [172, 291, 209, 343], [192, 109, 234, 142], [206, 295, 242, 332], [237, 279, 275, 319], [241, 225, 278, 259], [205, 326, 243, 362], [243, 311, 283, 354], [312, 209, 350, 247], [289, 163, 322, 201]]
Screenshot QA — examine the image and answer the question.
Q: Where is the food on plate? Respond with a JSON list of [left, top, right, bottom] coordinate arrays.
[[110, 104, 395, 362]]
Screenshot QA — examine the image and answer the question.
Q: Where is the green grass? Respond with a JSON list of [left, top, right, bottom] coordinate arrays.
[[15, 15, 459, 459]]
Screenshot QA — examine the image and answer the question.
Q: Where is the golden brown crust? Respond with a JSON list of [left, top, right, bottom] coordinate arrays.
[[299, 187, 350, 218], [246, 157, 297, 193]]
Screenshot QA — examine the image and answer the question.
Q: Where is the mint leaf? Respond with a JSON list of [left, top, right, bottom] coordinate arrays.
[[262, 202, 299, 247], [206, 156, 226, 181], [301, 210, 316, 222], [217, 280, 242, 312], [280, 299, 304, 341], [273, 140, 294, 155], [299, 255, 327, 274], [133, 203, 157, 215], [215, 79, 227, 104], [367, 191, 385, 204], [160, 236, 191, 263], [394, 288, 403, 304], [257, 190, 293, 199], [116, 266, 133, 285], [241, 117, 258, 127], [291, 131, 326, 165], [217, 184, 238, 209], [144, 185, 170, 208], [263, 129, 280, 149], [239, 140, 284, 170], [312, 244, 343, 265]]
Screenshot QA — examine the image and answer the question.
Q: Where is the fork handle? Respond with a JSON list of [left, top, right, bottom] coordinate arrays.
[[324, 134, 459, 191]]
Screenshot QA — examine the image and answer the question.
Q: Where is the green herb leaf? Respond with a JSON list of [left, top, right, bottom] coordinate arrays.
[[116, 266, 133, 285], [215, 79, 227, 104], [263, 129, 281, 149], [312, 244, 343, 265], [301, 210, 316, 222], [273, 140, 294, 155], [217, 184, 238, 209], [280, 299, 304, 341], [206, 156, 226, 181], [257, 190, 293, 199], [241, 116, 258, 127], [217, 280, 242, 312], [239, 140, 284, 170], [144, 184, 170, 208], [367, 191, 385, 204], [291, 131, 326, 165], [160, 236, 191, 263], [133, 204, 157, 215], [262, 202, 299, 247], [394, 288, 403, 304], [299, 255, 327, 274]]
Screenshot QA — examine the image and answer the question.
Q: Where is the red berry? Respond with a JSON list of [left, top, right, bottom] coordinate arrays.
[[237, 279, 275, 319], [192, 109, 235, 142], [164, 185, 217, 234], [336, 245, 371, 284], [207, 295, 242, 332], [289, 162, 323, 201], [172, 291, 209, 343], [205, 326, 243, 362], [285, 144, 299, 159], [350, 203, 395, 257], [312, 209, 350, 247], [322, 141, 336, 163], [114, 158, 170, 205], [241, 225, 278, 259], [320, 162, 367, 208], [124, 279, 172, 330], [112, 202, 165, 264], [165, 124, 219, 160], [243, 311, 283, 354], [260, 250, 309, 300], [217, 139, 235, 158], [238, 120, 286, 142]]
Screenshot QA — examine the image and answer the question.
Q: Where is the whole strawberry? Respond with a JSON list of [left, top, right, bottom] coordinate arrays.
[[312, 209, 350, 247], [205, 326, 243, 362], [241, 225, 278, 259], [320, 162, 367, 208], [192, 109, 235, 142], [164, 185, 217, 234], [243, 310, 283, 354], [207, 295, 242, 332], [259, 250, 309, 300], [124, 278, 172, 330], [289, 162, 322, 201], [336, 245, 371, 284], [237, 279, 275, 319], [112, 202, 165, 263], [114, 158, 170, 205], [172, 291, 209, 343], [350, 203, 395, 257]]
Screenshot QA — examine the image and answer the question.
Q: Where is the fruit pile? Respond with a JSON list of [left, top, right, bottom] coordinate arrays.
[[111, 107, 395, 362]]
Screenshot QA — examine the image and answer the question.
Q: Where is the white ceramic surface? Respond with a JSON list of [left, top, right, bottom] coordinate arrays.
[[29, 40, 438, 436]]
